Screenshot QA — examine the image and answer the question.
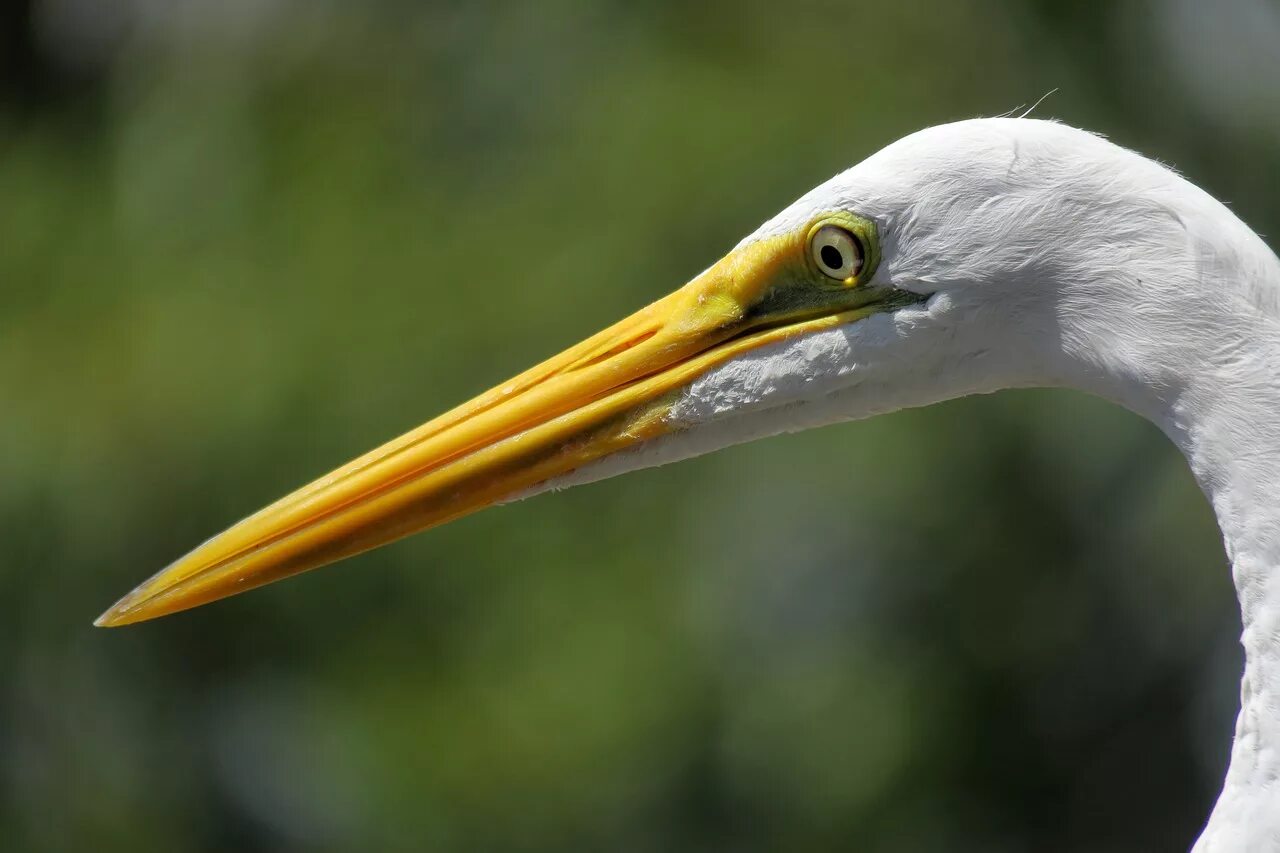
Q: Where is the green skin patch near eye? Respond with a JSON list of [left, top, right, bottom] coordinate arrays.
[[807, 210, 882, 284], [737, 212, 903, 329]]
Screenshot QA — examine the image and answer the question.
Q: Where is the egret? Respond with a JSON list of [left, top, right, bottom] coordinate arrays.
[[97, 118, 1280, 850]]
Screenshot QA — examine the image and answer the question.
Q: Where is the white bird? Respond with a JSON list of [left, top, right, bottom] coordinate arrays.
[[98, 118, 1280, 851]]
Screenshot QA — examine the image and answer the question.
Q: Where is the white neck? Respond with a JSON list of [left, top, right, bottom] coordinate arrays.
[[1058, 201, 1280, 850], [1164, 349, 1280, 852]]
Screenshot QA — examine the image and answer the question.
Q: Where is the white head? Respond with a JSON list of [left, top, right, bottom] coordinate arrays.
[[555, 117, 1279, 488]]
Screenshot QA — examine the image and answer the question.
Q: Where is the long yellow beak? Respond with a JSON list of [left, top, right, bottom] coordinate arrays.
[[96, 223, 902, 626]]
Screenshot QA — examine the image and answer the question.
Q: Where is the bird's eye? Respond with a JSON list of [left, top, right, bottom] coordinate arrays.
[[810, 225, 864, 281]]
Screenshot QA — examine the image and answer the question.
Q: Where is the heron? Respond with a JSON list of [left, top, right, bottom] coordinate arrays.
[[96, 118, 1280, 850]]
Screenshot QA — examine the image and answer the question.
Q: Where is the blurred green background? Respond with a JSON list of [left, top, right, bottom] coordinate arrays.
[[3, 1, 1279, 850]]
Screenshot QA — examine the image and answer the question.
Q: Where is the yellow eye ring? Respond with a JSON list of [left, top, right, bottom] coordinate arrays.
[[810, 225, 864, 281]]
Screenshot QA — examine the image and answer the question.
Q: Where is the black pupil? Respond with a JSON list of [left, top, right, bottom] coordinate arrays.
[[820, 244, 845, 271]]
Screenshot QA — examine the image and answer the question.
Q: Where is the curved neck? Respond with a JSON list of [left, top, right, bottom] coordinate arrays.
[[1038, 175, 1280, 849], [1072, 216, 1280, 849], [1167, 358, 1280, 852]]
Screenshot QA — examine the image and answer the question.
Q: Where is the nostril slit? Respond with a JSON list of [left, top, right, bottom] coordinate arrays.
[[563, 328, 660, 373]]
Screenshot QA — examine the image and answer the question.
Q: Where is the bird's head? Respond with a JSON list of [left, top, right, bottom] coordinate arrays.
[[98, 118, 1201, 626]]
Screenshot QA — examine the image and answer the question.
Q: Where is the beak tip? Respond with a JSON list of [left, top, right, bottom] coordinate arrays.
[[93, 606, 128, 629], [93, 590, 146, 628]]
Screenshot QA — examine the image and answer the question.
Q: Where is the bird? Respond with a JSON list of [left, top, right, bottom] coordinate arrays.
[[96, 117, 1280, 851]]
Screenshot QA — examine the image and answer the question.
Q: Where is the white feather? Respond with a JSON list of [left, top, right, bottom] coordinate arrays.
[[529, 118, 1280, 850]]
